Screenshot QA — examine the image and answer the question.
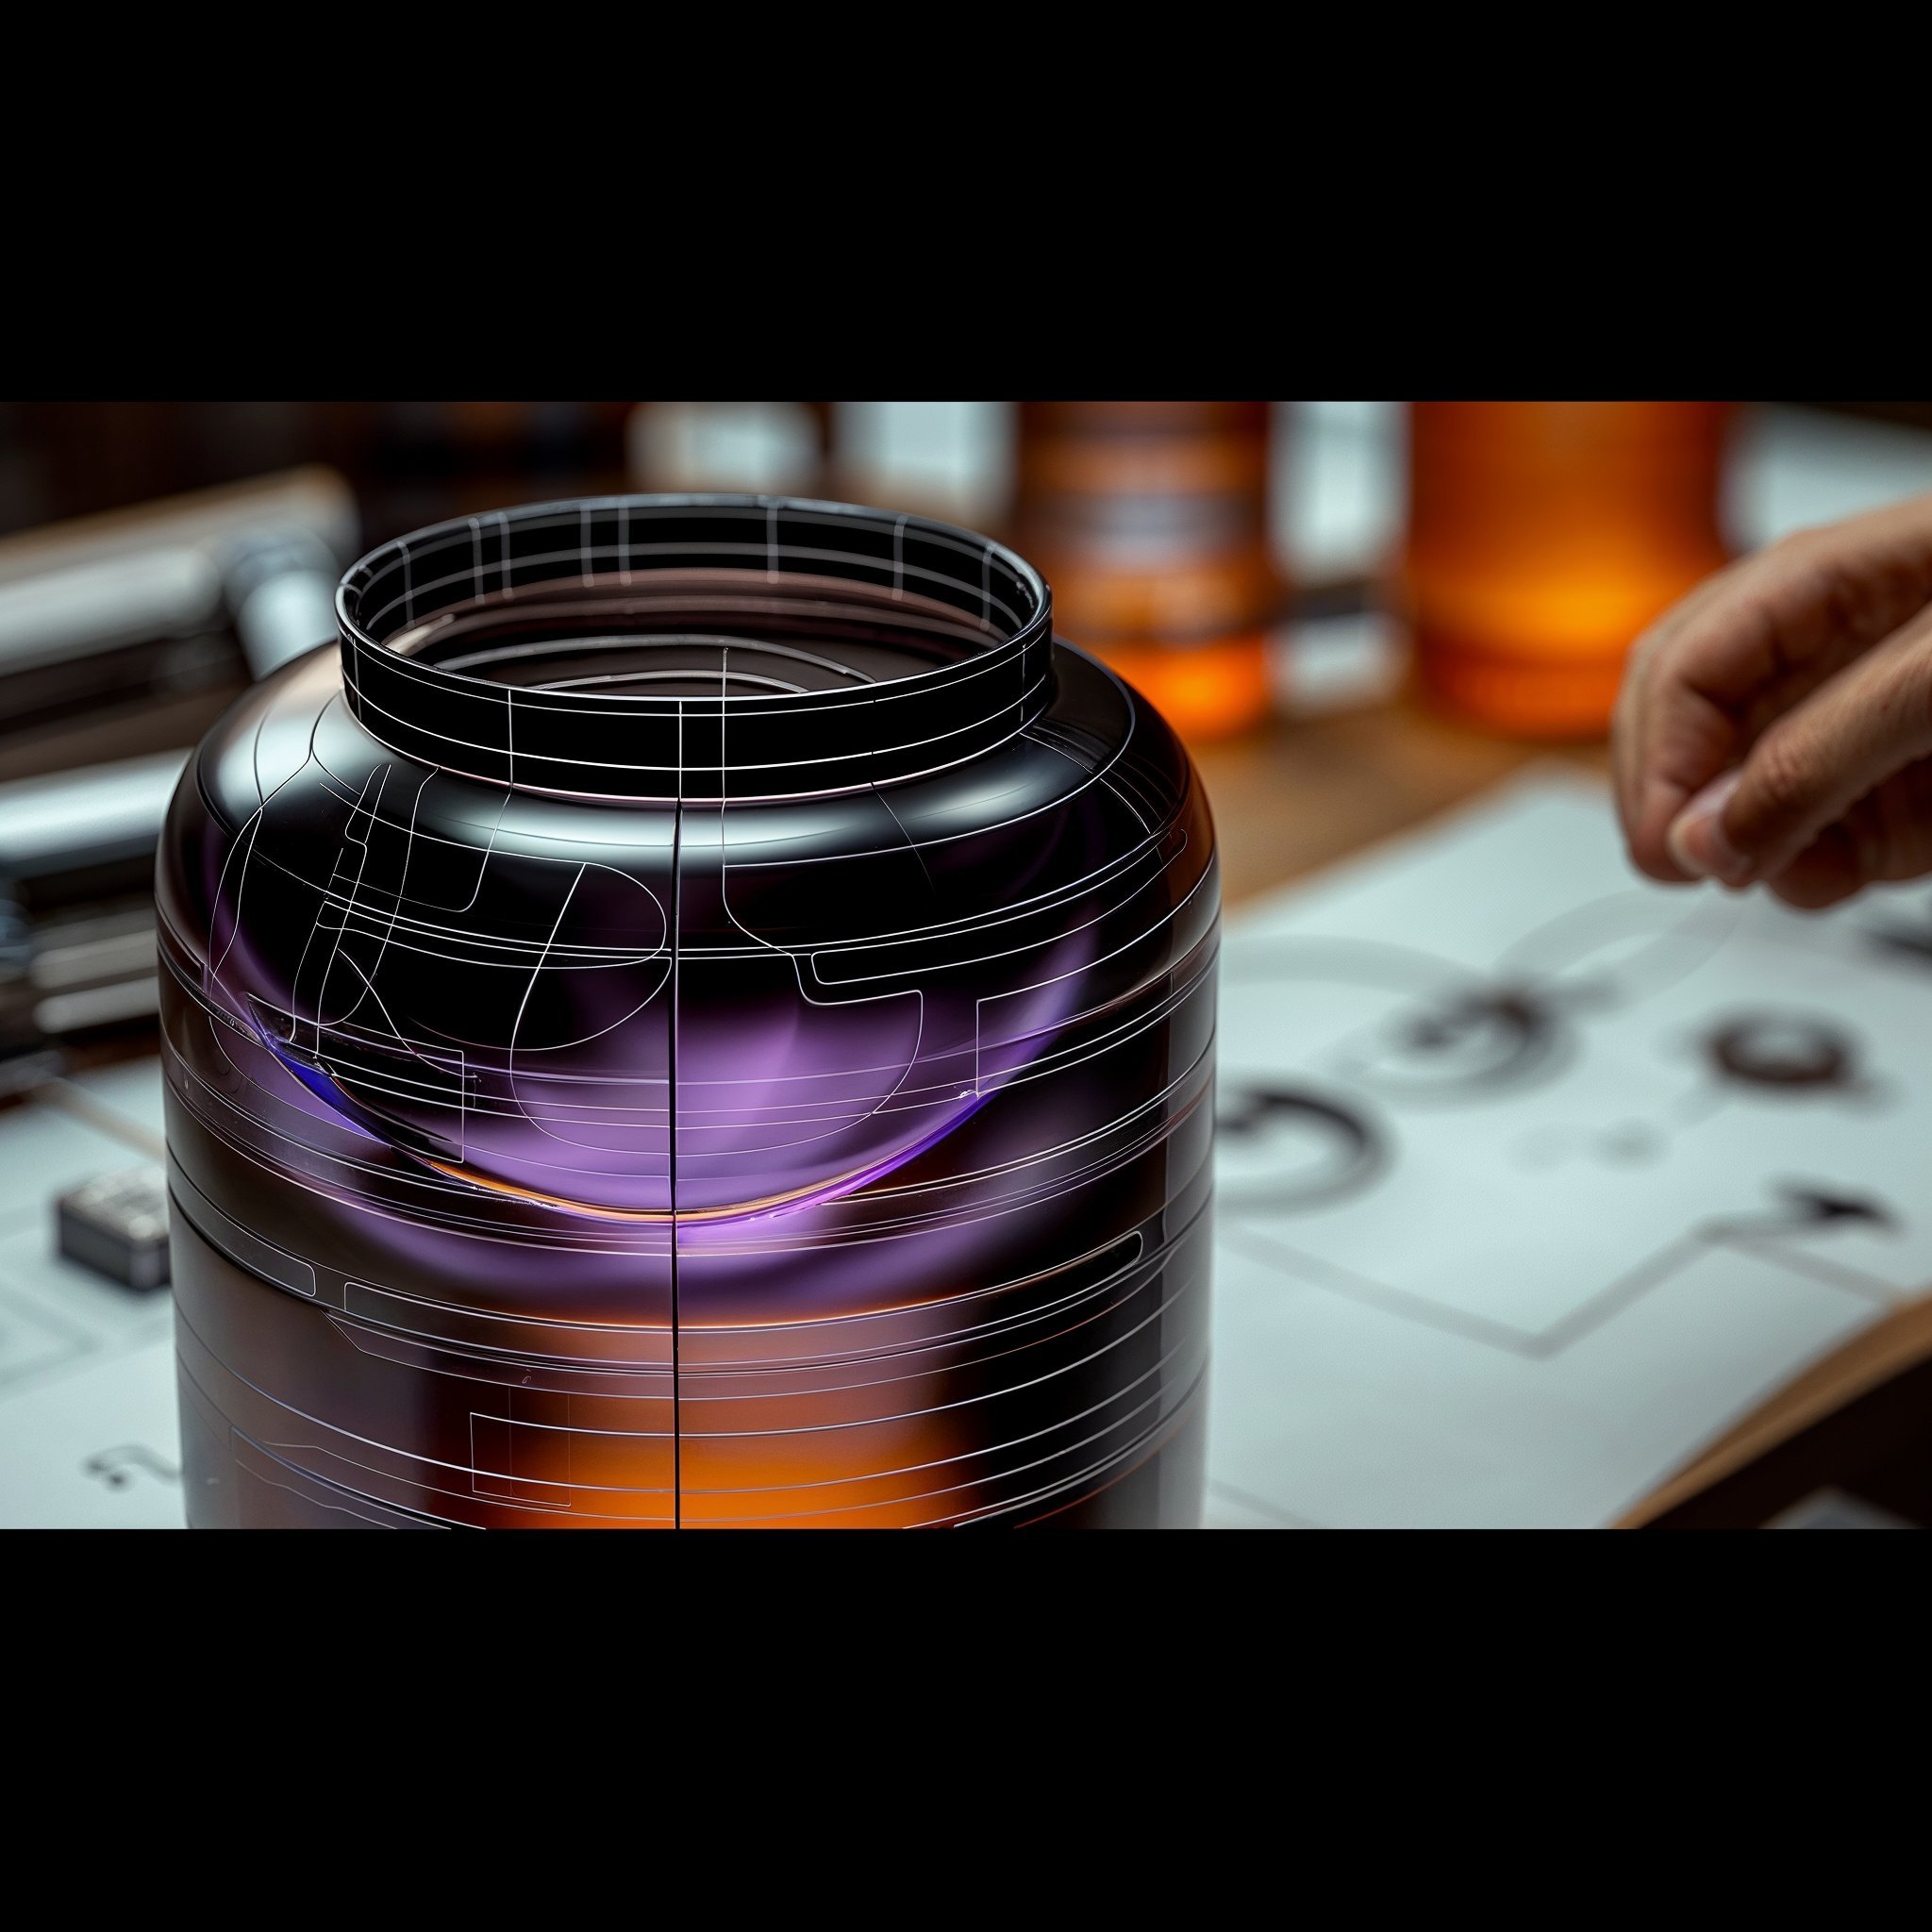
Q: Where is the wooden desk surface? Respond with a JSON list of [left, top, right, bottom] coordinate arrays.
[[1192, 699, 1605, 908], [1192, 696, 1924, 1526]]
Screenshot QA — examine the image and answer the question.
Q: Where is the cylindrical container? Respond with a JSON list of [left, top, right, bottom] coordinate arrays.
[[158, 496, 1218, 1527], [1404, 401, 1732, 738], [1012, 402, 1282, 741]]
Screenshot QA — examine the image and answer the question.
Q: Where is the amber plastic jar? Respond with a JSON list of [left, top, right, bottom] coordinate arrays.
[[1405, 401, 1733, 739], [1013, 402, 1282, 741]]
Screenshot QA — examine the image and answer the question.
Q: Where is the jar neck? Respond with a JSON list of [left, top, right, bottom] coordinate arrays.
[[336, 496, 1054, 801]]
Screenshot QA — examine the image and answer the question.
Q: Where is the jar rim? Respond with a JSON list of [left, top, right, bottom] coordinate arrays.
[[334, 494, 1056, 801]]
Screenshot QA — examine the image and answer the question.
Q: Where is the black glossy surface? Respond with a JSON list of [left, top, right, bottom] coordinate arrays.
[[159, 497, 1218, 1527]]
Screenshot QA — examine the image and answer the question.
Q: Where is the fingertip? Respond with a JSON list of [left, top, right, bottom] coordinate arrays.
[[1764, 826, 1866, 910], [1627, 846, 1699, 886], [1665, 770, 1752, 884], [1767, 873, 1862, 911], [1625, 777, 1698, 885]]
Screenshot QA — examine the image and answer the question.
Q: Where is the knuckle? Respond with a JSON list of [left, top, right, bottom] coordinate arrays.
[[1748, 730, 1816, 827], [1764, 527, 1824, 577], [1905, 638, 1932, 734], [1620, 626, 1660, 692]]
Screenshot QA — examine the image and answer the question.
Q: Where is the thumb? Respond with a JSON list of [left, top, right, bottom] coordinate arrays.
[[1668, 607, 1932, 887]]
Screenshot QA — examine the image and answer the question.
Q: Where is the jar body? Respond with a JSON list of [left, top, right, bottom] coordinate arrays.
[[1405, 401, 1732, 738], [158, 498, 1217, 1527]]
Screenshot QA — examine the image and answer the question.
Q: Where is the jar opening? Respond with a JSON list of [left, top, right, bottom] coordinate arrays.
[[388, 570, 999, 699], [336, 497, 1055, 801]]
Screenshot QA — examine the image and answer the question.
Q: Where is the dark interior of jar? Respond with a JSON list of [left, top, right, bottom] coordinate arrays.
[[384, 571, 1003, 701]]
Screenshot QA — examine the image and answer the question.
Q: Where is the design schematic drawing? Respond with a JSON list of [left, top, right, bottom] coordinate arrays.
[[1200, 782, 1932, 1528], [1213, 873, 1918, 1357], [157, 497, 1220, 1527]]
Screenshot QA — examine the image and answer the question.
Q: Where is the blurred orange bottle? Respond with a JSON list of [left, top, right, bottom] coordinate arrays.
[[1012, 401, 1282, 740], [1404, 401, 1733, 738]]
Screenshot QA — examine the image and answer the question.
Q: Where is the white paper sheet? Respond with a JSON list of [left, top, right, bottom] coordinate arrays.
[[1205, 769, 1932, 1528], [0, 1074, 183, 1528]]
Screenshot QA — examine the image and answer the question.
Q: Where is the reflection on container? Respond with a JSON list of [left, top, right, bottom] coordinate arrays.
[[1404, 402, 1733, 739], [1014, 402, 1283, 741]]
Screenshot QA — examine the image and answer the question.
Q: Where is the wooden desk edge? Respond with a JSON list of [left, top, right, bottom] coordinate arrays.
[[1616, 1294, 1932, 1526]]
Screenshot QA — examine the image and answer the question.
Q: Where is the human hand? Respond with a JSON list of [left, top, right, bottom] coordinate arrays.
[[1612, 491, 1932, 908]]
